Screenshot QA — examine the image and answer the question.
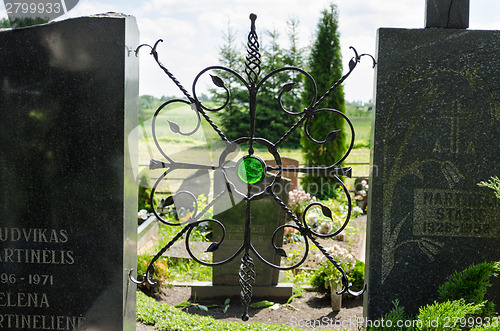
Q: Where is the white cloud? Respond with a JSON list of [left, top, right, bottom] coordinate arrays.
[[2, 0, 500, 101]]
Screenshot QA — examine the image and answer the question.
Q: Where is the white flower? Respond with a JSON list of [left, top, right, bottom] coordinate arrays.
[[352, 206, 363, 215], [318, 222, 332, 234], [138, 209, 149, 220]]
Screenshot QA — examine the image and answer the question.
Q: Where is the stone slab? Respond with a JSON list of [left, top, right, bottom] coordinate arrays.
[[190, 282, 293, 300], [266, 157, 300, 191], [0, 14, 139, 330], [425, 0, 469, 29], [365, 28, 500, 320], [138, 216, 160, 254], [212, 170, 290, 286]]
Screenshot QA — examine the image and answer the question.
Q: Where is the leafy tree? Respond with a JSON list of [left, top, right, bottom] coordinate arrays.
[[212, 19, 304, 147], [300, 3, 346, 199], [139, 95, 157, 110], [210, 23, 248, 141], [255, 27, 303, 147], [0, 17, 49, 28], [0, 18, 10, 28]]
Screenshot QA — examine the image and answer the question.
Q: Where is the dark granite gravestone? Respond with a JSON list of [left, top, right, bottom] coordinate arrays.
[[191, 165, 293, 299], [0, 14, 138, 330], [365, 19, 500, 320]]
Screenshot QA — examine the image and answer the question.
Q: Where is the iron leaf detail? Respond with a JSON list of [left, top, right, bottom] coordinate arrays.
[[321, 205, 333, 220], [167, 120, 181, 133], [205, 242, 220, 253], [150, 159, 168, 170], [163, 196, 174, 207], [210, 74, 225, 88], [325, 130, 341, 143], [281, 82, 295, 93], [275, 247, 287, 258], [349, 58, 357, 71]]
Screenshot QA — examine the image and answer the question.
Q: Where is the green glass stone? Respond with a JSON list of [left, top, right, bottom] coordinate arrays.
[[237, 157, 265, 184]]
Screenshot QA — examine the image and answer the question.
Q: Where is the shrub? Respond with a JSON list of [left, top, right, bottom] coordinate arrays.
[[349, 260, 365, 292], [136, 254, 169, 296], [477, 176, 500, 200], [138, 173, 156, 213], [416, 299, 483, 331], [288, 189, 316, 217], [438, 261, 500, 317], [368, 300, 411, 331], [370, 262, 500, 331]]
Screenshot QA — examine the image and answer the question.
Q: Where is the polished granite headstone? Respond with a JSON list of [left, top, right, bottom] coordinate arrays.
[[365, 27, 500, 319], [0, 14, 139, 330]]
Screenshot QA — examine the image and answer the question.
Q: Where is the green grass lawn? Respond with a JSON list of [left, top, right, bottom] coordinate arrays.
[[138, 101, 373, 193], [351, 117, 372, 143]]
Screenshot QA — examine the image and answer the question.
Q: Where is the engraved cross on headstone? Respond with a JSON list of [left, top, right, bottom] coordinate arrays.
[[425, 0, 469, 28], [439, 101, 472, 154]]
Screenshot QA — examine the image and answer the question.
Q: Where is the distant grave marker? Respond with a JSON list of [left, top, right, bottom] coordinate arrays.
[[191, 168, 293, 299]]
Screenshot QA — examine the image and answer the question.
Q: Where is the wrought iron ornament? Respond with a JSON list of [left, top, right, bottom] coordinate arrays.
[[131, 13, 376, 321]]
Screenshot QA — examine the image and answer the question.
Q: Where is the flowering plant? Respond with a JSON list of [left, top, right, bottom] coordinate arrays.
[[311, 244, 357, 291], [283, 226, 301, 243], [354, 179, 369, 212], [288, 189, 316, 216]]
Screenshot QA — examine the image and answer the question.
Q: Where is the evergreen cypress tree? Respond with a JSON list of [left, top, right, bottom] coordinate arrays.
[[301, 3, 346, 199]]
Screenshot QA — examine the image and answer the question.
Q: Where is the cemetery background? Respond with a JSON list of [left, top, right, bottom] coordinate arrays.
[[1, 0, 498, 330], [135, 2, 500, 329], [133, 9, 372, 329]]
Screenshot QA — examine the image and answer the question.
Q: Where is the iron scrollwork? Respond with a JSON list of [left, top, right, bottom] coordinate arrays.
[[131, 13, 376, 321]]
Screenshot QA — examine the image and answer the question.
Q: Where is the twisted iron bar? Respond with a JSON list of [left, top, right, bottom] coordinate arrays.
[[245, 13, 261, 86], [246, 13, 261, 155], [239, 253, 256, 321], [132, 12, 375, 321]]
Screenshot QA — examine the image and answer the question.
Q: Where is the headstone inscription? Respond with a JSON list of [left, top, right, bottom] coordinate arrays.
[[0, 14, 138, 330], [365, 3, 500, 319]]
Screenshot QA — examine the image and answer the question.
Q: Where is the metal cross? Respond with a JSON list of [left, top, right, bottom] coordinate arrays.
[[131, 13, 375, 321]]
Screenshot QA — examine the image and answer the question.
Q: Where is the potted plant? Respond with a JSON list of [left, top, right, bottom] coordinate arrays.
[[310, 244, 357, 311]]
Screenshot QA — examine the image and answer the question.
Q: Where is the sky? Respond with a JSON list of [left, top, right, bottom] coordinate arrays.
[[2, 0, 500, 102]]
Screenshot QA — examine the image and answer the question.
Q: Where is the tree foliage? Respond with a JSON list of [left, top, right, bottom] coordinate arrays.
[[0, 18, 10, 28], [211, 20, 304, 147], [0, 17, 49, 28], [300, 3, 346, 199]]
